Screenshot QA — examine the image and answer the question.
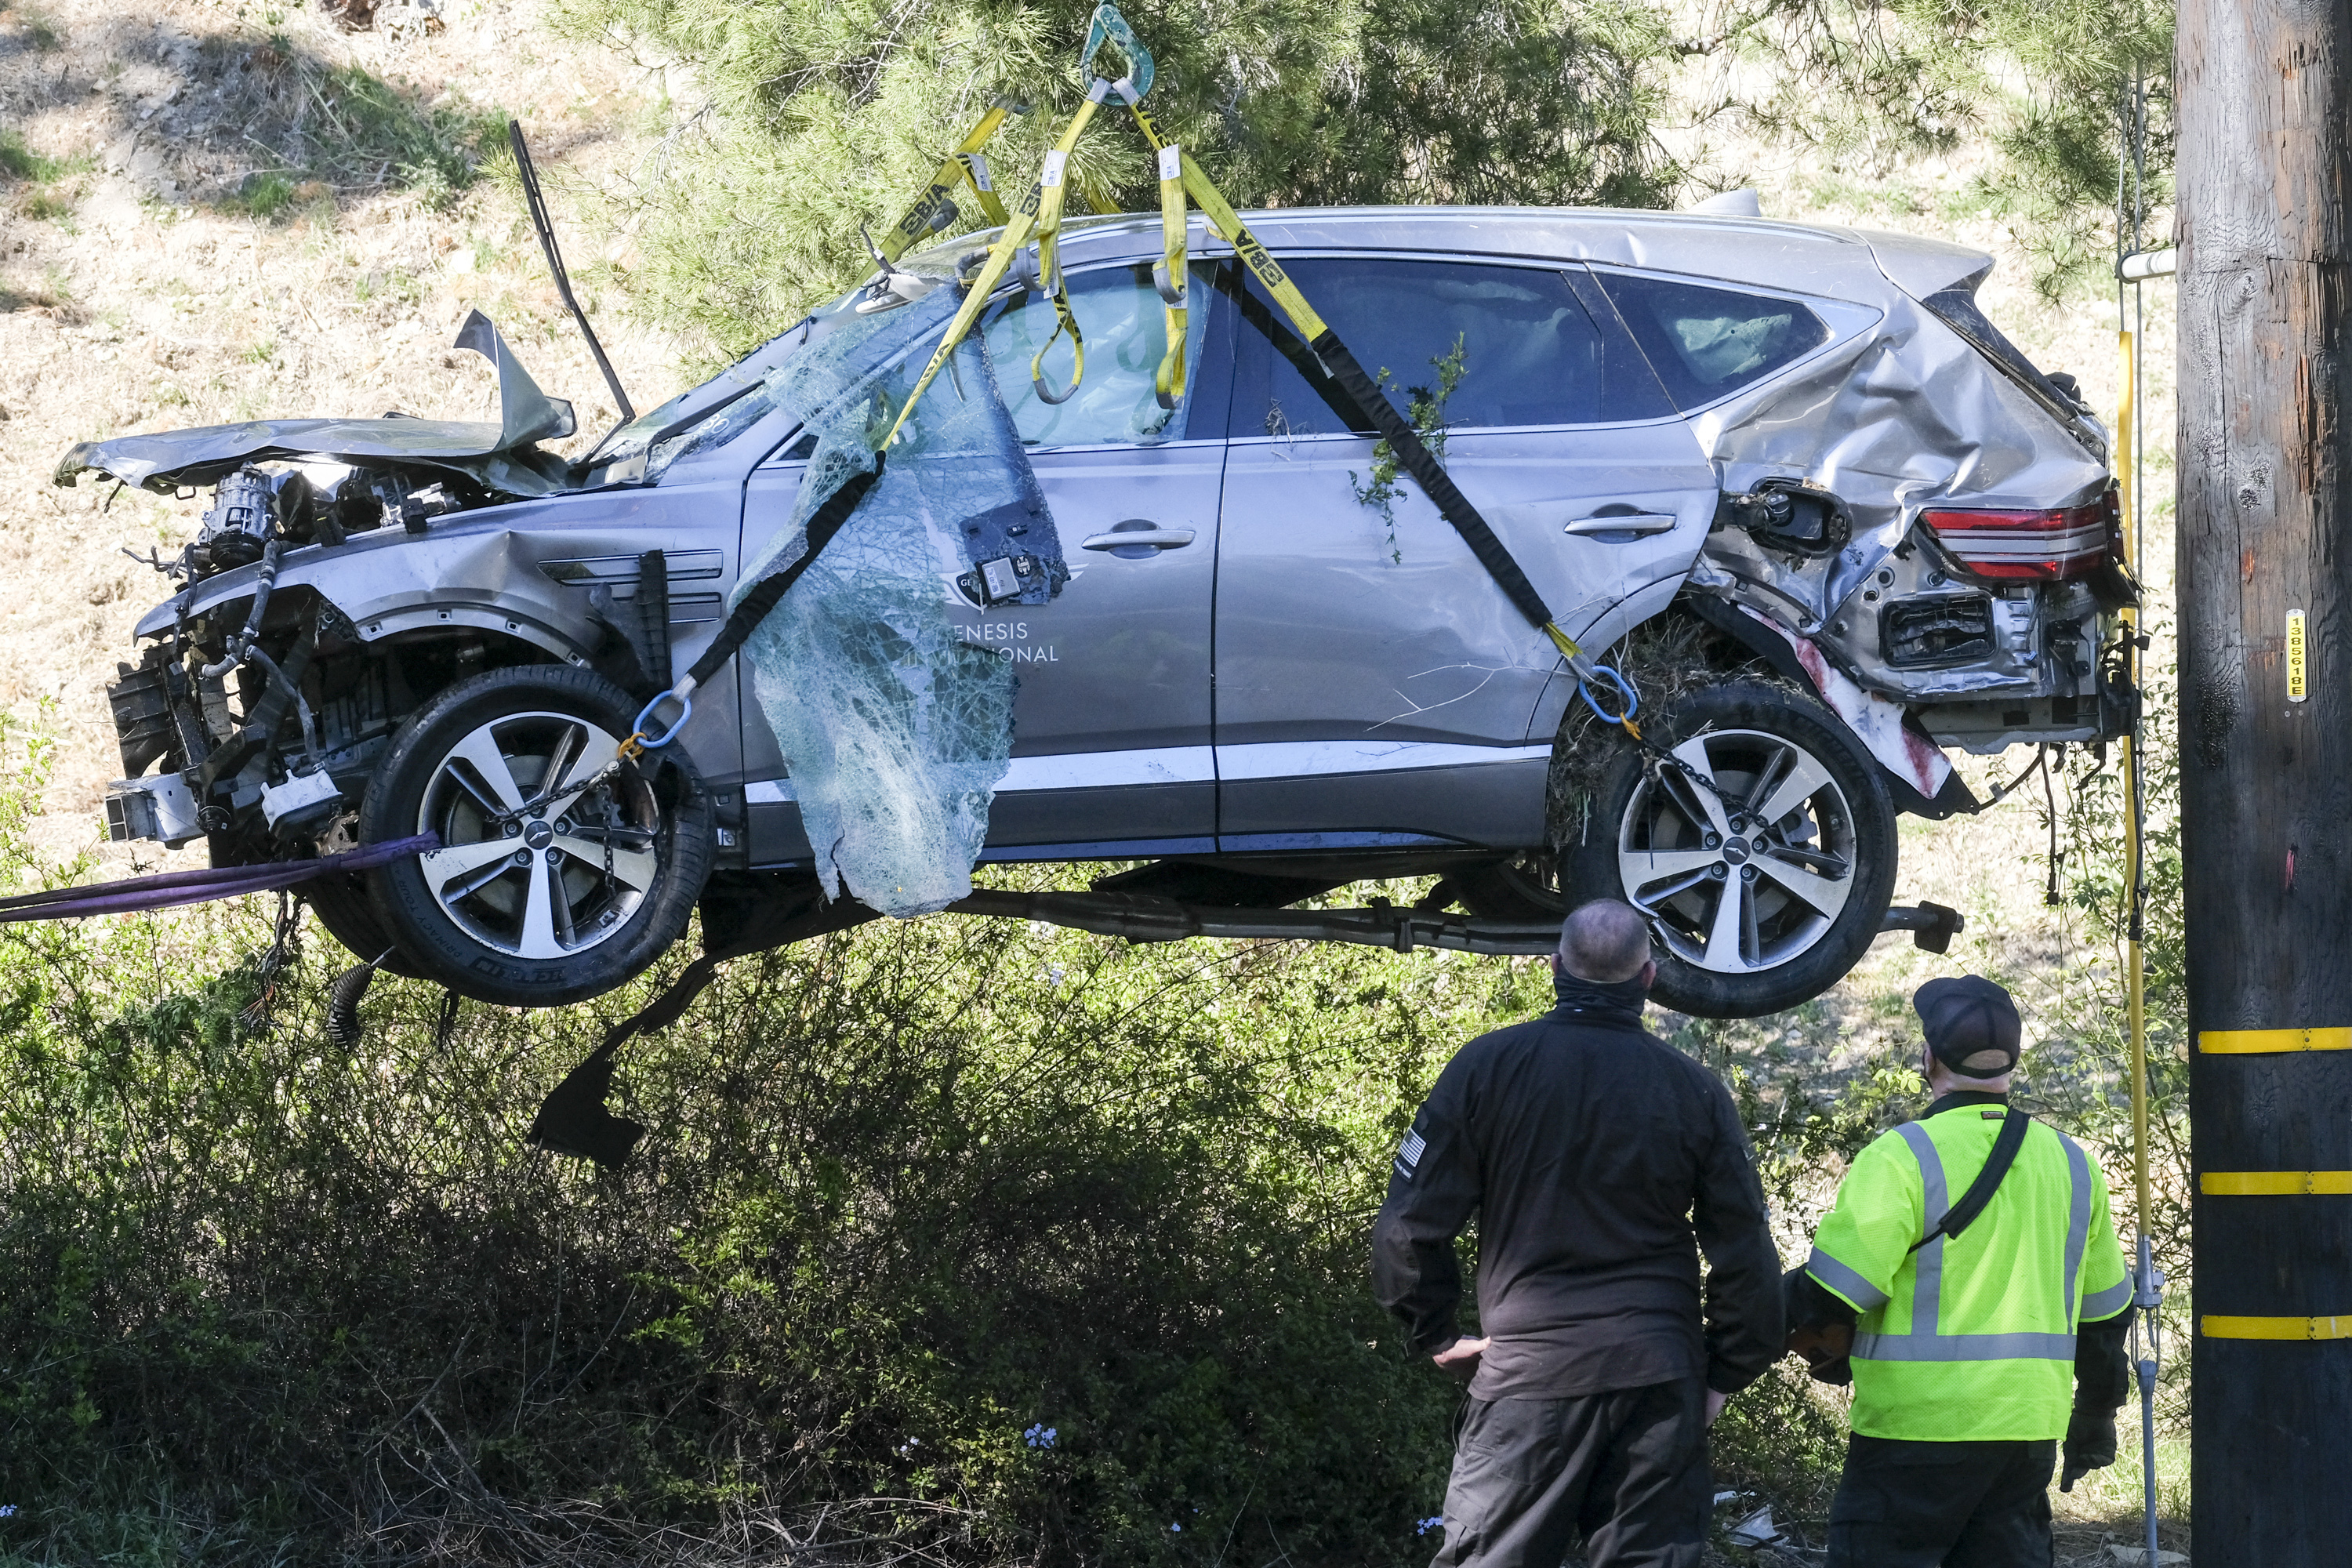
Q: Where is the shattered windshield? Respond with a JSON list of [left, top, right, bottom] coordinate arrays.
[[583, 274, 946, 480]]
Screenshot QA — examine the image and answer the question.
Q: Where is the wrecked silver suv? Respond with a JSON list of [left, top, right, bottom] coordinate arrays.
[[61, 205, 2132, 1018]]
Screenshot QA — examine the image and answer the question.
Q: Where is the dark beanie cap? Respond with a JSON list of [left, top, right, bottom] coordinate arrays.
[[1913, 975, 2023, 1079]]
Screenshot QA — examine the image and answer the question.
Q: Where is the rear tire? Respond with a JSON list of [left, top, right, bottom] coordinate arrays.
[[1564, 680, 1896, 1018], [359, 666, 713, 1007]]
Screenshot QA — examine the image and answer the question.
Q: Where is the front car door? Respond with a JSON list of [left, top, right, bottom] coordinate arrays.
[[739, 259, 1231, 866], [1212, 252, 1719, 851]]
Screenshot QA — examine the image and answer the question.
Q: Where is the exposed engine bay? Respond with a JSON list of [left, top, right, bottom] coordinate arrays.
[[74, 311, 605, 862]]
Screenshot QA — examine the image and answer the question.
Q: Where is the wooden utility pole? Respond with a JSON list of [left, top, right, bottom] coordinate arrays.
[[2178, 2, 2352, 1561]]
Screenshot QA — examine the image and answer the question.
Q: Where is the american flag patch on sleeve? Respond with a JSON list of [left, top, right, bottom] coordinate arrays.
[[1394, 1127, 1428, 1179]]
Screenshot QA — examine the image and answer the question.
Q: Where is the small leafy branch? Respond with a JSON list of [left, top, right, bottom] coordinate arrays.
[[1350, 333, 1468, 564]]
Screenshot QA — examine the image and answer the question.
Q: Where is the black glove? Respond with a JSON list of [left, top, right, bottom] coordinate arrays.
[[1781, 1265, 1856, 1385], [2059, 1406, 2118, 1492]]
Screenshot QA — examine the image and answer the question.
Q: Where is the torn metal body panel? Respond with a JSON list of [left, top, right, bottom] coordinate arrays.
[[74, 203, 2128, 1020], [56, 311, 577, 499]]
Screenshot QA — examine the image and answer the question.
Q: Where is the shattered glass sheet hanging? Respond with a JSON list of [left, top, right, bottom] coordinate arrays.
[[734, 282, 1069, 918]]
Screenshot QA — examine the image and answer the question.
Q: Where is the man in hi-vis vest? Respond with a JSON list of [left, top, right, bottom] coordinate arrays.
[[1786, 976, 2133, 1566]]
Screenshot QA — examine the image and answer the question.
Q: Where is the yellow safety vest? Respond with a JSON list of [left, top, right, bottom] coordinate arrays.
[[1807, 1101, 2131, 1442]]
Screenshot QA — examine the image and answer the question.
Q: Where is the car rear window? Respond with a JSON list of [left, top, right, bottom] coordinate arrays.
[[1233, 256, 1676, 437], [1590, 272, 1831, 409]]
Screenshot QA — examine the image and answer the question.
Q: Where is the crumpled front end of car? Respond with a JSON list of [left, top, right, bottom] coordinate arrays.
[[66, 310, 615, 861]]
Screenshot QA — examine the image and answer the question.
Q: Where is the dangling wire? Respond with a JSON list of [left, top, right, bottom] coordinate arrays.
[[240, 888, 304, 1032], [2042, 744, 2064, 909], [1977, 742, 2050, 811]]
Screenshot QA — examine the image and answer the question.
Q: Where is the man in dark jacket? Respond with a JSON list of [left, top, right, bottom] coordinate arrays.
[[1373, 898, 1782, 1568]]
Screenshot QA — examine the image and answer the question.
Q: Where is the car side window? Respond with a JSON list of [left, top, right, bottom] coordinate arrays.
[[1233, 256, 1674, 437], [981, 262, 1214, 448], [1590, 271, 1831, 409]]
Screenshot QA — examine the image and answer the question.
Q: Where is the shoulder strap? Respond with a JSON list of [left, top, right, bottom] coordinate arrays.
[[1907, 1109, 2033, 1254]]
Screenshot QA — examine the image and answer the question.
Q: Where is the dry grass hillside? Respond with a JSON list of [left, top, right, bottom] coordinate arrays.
[[1, 0, 684, 864]]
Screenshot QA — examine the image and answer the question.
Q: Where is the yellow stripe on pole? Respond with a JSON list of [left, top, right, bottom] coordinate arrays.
[[2202, 1315, 2352, 1341], [2201, 1171, 2352, 1196], [2198, 1027, 2352, 1054]]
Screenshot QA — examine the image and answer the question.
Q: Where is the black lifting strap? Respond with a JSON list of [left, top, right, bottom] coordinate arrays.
[[1910, 1108, 2034, 1253], [680, 456, 886, 694], [527, 881, 883, 1168], [1305, 329, 1561, 637]]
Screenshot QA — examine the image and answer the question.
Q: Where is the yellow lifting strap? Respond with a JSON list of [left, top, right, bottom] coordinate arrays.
[[877, 102, 1019, 263], [882, 89, 1111, 445], [1028, 89, 1112, 405], [872, 4, 1612, 730]]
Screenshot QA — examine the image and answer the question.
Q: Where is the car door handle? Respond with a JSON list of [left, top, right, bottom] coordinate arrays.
[[1563, 513, 1679, 536], [1080, 527, 1196, 550]]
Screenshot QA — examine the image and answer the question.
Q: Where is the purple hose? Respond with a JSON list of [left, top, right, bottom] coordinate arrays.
[[0, 833, 440, 924]]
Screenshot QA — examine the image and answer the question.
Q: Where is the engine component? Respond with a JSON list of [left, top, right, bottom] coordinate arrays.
[[107, 652, 180, 775], [194, 466, 278, 575], [1715, 479, 1852, 559], [1881, 593, 1995, 668], [260, 767, 343, 835], [105, 773, 203, 847], [107, 644, 211, 775]]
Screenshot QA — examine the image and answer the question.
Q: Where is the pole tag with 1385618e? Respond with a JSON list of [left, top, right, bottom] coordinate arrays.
[[2288, 608, 2308, 702]]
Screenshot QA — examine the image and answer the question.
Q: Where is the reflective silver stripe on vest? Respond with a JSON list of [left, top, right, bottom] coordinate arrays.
[[2059, 1130, 2092, 1316], [1894, 1121, 1948, 1335], [2082, 1277, 2132, 1319], [1807, 1245, 1890, 1311], [1851, 1330, 2078, 1362]]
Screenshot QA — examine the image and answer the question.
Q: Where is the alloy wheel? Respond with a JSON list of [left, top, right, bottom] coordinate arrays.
[[1617, 727, 1857, 974], [411, 712, 661, 960]]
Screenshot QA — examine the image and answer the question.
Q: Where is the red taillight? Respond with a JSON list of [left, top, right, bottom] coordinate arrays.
[[1922, 489, 2121, 582]]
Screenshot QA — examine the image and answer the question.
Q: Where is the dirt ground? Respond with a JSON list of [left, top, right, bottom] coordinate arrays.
[[0, 0, 2188, 1557]]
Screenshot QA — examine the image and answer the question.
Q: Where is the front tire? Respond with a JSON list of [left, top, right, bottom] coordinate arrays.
[[1565, 680, 1896, 1018], [306, 869, 421, 978], [359, 666, 713, 1007]]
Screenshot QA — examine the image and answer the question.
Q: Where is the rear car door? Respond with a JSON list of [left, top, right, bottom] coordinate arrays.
[[738, 260, 1231, 866], [1212, 253, 1717, 850]]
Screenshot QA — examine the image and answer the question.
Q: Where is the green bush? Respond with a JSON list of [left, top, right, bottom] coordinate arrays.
[[554, 0, 1683, 360], [0, 708, 1570, 1563], [299, 64, 504, 209], [239, 171, 298, 218], [0, 129, 65, 183], [9, 684, 2019, 1559]]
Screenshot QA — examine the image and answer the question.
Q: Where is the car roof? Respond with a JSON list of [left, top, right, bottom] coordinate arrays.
[[911, 202, 1986, 303]]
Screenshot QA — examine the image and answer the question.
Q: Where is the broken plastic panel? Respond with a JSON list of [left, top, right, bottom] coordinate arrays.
[[54, 310, 575, 496], [734, 284, 1068, 917]]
